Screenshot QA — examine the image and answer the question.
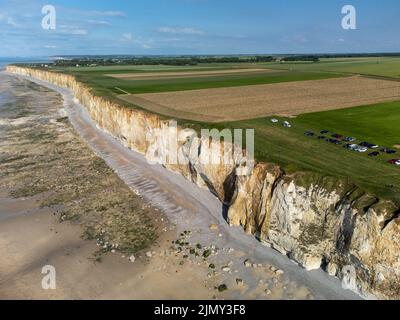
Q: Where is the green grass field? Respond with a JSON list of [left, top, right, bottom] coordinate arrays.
[[193, 100, 400, 201], [53, 63, 252, 73], [65, 68, 343, 95], [49, 57, 400, 202]]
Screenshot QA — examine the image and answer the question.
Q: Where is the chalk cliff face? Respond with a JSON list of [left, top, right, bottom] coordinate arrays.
[[7, 65, 400, 299]]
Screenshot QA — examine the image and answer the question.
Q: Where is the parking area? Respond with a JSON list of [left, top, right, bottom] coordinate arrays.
[[269, 118, 399, 167], [303, 129, 400, 166]]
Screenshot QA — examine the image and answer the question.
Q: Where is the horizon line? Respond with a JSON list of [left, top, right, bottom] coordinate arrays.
[[2, 51, 400, 59]]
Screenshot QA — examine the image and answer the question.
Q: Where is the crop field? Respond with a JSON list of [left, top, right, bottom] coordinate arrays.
[[54, 63, 257, 73], [53, 63, 344, 97], [263, 57, 400, 78], [120, 76, 400, 122], [105, 68, 275, 80], [50, 57, 400, 202]]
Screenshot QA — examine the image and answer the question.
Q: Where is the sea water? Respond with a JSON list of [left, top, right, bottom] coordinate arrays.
[[0, 57, 52, 70], [0, 57, 52, 107]]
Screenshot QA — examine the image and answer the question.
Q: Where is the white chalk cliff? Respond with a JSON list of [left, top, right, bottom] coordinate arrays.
[[8, 65, 400, 299]]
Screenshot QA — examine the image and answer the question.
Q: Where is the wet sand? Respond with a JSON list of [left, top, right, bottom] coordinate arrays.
[[0, 71, 361, 300], [0, 190, 218, 299], [0, 73, 215, 299]]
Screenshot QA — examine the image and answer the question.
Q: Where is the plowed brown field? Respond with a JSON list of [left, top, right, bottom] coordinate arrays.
[[119, 76, 400, 122]]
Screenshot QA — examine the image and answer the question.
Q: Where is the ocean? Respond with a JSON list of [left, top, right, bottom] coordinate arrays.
[[0, 57, 52, 70], [0, 58, 51, 108], [0, 57, 53, 106]]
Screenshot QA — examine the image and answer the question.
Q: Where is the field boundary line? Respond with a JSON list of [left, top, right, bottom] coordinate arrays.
[[114, 87, 130, 94]]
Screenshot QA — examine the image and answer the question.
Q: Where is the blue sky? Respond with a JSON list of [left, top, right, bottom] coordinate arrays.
[[0, 0, 399, 57]]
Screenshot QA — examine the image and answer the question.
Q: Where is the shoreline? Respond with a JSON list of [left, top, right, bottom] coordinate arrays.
[[0, 72, 218, 299], [1, 71, 362, 300]]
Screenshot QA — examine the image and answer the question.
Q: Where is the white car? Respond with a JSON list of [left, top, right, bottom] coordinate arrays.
[[270, 118, 279, 123], [344, 137, 356, 142], [355, 147, 368, 153], [348, 144, 358, 150], [283, 121, 292, 128], [395, 160, 400, 165]]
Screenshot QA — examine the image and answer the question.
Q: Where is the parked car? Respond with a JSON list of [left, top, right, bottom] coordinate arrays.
[[355, 146, 368, 153], [348, 144, 358, 150], [343, 136, 356, 142], [304, 131, 314, 137], [368, 151, 380, 157], [317, 135, 326, 140], [388, 159, 400, 165], [344, 143, 358, 150], [270, 118, 279, 123], [326, 138, 341, 145], [320, 130, 329, 135], [360, 141, 379, 149], [332, 133, 343, 139], [283, 121, 291, 128], [381, 148, 396, 154]]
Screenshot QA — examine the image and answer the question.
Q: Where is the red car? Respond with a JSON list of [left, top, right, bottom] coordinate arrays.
[[388, 159, 400, 165], [331, 133, 343, 140]]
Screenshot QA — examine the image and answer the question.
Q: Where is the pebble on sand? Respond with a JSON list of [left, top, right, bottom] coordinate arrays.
[[236, 278, 244, 286], [244, 259, 252, 267], [209, 224, 219, 231]]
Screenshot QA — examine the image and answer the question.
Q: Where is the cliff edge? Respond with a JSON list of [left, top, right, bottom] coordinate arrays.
[[7, 65, 400, 299]]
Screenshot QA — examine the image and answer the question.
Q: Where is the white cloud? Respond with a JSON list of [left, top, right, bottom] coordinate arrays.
[[7, 17, 17, 27], [121, 33, 133, 41], [44, 45, 57, 49], [0, 14, 18, 27], [161, 38, 183, 42], [90, 10, 126, 17], [120, 33, 154, 49], [87, 19, 112, 26], [66, 29, 87, 35], [59, 25, 88, 35], [157, 27, 204, 35]]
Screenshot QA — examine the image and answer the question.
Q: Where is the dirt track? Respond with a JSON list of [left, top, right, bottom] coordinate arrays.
[[120, 76, 400, 122]]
